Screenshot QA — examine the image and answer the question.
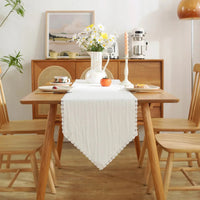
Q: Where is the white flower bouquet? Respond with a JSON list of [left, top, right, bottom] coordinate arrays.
[[73, 24, 116, 52]]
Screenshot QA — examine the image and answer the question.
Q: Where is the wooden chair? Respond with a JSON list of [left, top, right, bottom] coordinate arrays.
[[0, 68, 58, 193], [0, 134, 43, 192], [0, 134, 57, 193], [155, 133, 200, 198], [146, 64, 200, 197], [0, 75, 61, 169], [138, 63, 200, 168]]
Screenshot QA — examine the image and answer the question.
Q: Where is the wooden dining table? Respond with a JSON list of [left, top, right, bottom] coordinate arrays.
[[20, 88, 179, 200]]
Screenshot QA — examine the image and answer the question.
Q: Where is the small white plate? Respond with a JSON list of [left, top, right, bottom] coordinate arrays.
[[38, 86, 72, 93], [50, 82, 72, 86], [126, 85, 160, 92]]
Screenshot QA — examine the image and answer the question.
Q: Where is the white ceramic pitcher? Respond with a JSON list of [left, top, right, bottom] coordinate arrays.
[[85, 52, 110, 84]]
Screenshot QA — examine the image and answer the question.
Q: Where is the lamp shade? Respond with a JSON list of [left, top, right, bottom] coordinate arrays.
[[177, 0, 200, 19]]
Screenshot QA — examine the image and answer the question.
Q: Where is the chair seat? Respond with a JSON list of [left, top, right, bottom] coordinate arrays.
[[152, 118, 200, 132], [0, 119, 47, 134], [156, 133, 200, 153], [0, 135, 44, 154]]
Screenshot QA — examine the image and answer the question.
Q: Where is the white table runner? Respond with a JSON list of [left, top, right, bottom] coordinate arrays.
[[61, 80, 138, 170]]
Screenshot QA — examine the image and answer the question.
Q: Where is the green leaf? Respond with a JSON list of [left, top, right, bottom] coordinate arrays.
[[4, 0, 25, 17], [16, 7, 25, 17], [0, 51, 24, 79], [1, 0, 25, 28]]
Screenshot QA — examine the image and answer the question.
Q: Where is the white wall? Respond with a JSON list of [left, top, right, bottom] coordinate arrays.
[[0, 0, 200, 120]]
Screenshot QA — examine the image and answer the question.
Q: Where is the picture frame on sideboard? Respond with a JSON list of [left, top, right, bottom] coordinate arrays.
[[45, 10, 95, 59]]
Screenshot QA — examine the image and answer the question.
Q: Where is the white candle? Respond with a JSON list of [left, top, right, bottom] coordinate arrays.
[[124, 32, 128, 57]]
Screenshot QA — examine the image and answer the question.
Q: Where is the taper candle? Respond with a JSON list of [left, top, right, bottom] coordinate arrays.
[[124, 32, 128, 57]]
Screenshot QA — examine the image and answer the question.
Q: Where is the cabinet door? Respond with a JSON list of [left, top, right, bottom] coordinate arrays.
[[32, 60, 75, 119], [119, 61, 164, 122], [75, 60, 119, 79], [119, 61, 163, 87]]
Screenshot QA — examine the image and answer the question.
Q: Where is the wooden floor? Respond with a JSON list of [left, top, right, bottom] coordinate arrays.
[[0, 142, 200, 200]]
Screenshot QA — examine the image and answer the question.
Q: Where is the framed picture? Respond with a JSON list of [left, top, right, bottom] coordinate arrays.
[[45, 10, 95, 59]]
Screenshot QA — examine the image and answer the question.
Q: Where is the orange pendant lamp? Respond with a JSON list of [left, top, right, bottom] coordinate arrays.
[[177, 0, 200, 19], [177, 0, 200, 93]]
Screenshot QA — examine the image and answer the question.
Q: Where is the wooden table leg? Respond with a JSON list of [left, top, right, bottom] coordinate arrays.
[[57, 124, 64, 159], [37, 104, 57, 200], [142, 103, 165, 200], [134, 135, 141, 160]]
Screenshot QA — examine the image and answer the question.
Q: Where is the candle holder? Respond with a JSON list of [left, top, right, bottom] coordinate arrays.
[[121, 57, 134, 88]]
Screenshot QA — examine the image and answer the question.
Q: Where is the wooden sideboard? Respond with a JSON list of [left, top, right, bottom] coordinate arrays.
[[32, 59, 164, 124]]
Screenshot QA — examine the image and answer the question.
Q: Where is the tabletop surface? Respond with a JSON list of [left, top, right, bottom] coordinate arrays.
[[20, 89, 179, 104]]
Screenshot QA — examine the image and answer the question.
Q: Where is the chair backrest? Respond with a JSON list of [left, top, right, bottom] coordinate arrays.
[[0, 67, 9, 128], [188, 64, 200, 126]]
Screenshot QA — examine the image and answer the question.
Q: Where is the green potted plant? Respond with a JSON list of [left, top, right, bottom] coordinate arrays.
[[0, 0, 25, 80]]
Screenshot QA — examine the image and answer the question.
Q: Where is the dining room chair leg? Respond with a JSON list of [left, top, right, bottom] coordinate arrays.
[[48, 169, 56, 194], [0, 154, 3, 168], [39, 149, 57, 193], [52, 142, 62, 168], [195, 152, 200, 166], [144, 158, 151, 186], [186, 153, 193, 167], [6, 154, 11, 168], [138, 131, 160, 168], [7, 169, 21, 188], [163, 152, 174, 198], [24, 153, 31, 161], [134, 135, 141, 160], [138, 136, 147, 168], [56, 123, 64, 160], [50, 159, 58, 186], [30, 152, 39, 190], [146, 173, 153, 194], [184, 131, 193, 167]]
